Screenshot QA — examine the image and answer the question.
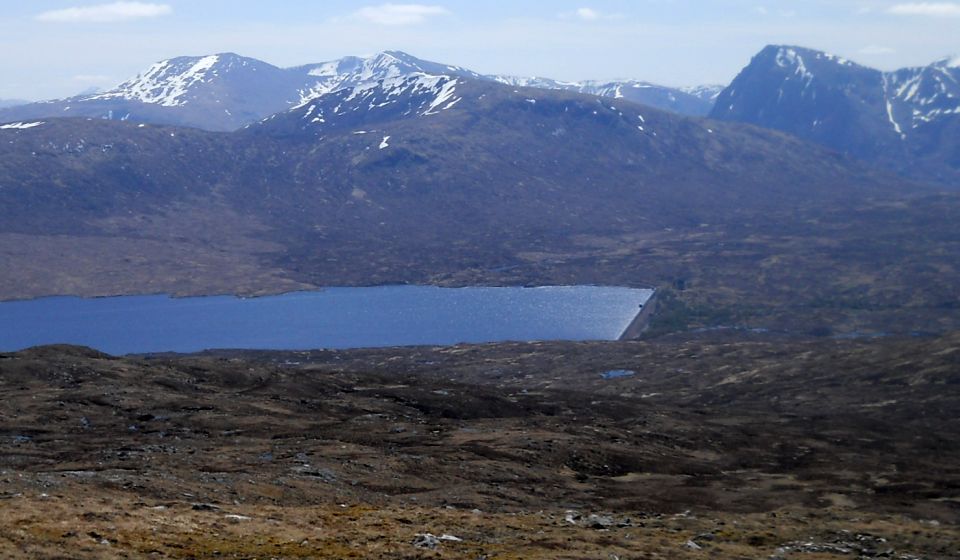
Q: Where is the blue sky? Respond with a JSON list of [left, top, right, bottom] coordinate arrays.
[[1, 1, 958, 100]]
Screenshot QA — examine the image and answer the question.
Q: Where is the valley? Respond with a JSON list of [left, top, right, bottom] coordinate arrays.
[[1, 35, 958, 559]]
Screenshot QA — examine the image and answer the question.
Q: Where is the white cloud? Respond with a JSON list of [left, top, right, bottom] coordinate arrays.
[[576, 7, 601, 21], [37, 2, 171, 23], [351, 4, 451, 26], [859, 45, 896, 55], [887, 2, 960, 16], [560, 7, 622, 21], [757, 6, 797, 17]]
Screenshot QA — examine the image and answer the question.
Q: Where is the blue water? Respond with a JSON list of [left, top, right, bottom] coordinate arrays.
[[601, 369, 637, 380], [0, 286, 652, 355]]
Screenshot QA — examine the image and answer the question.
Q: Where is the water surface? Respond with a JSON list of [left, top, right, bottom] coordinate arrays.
[[0, 285, 652, 354]]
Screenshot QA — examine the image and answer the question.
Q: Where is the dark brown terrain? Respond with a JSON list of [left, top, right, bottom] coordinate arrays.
[[1, 333, 958, 558]]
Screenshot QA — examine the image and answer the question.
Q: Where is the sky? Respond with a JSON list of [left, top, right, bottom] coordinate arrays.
[[1, 0, 958, 100]]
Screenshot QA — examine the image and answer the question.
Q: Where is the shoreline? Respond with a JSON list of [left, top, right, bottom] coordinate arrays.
[[618, 290, 658, 340], [0, 283, 653, 304]]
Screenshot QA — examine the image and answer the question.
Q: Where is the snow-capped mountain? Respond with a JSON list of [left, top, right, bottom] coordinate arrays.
[[488, 76, 718, 116], [292, 51, 482, 103], [87, 53, 289, 108], [0, 51, 721, 131], [711, 45, 960, 184], [0, 53, 314, 131]]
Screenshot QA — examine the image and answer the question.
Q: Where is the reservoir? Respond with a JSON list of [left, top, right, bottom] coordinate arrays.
[[0, 285, 652, 355]]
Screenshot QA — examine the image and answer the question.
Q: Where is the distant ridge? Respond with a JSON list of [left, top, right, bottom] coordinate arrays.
[[0, 99, 29, 109], [0, 51, 721, 131]]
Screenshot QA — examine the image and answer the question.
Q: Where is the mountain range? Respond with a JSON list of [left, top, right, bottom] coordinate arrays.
[[0, 51, 719, 132], [3, 45, 957, 185], [712, 45, 960, 185], [3, 75, 892, 242], [0, 45, 958, 336]]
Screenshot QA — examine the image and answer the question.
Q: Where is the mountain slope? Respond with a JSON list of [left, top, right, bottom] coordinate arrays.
[[242, 74, 911, 249], [711, 45, 960, 184]]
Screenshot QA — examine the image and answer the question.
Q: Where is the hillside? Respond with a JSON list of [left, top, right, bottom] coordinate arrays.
[[0, 334, 957, 557]]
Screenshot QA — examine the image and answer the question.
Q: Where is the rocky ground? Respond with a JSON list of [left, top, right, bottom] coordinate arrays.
[[1, 333, 958, 558]]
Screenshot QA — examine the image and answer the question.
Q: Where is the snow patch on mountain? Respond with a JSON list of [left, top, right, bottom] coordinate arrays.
[[423, 78, 460, 114], [775, 48, 815, 84], [0, 121, 44, 130], [90, 55, 221, 107]]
